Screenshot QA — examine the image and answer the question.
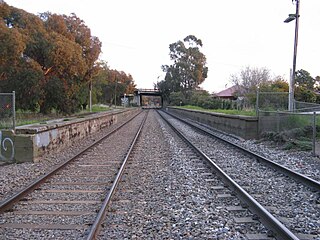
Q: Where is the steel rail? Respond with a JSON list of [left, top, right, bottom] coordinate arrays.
[[0, 110, 143, 213], [158, 110, 299, 240], [162, 110, 320, 191], [86, 110, 149, 240]]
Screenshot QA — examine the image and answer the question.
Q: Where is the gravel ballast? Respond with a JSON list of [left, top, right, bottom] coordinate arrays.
[[161, 111, 320, 239], [0, 110, 140, 203], [100, 110, 270, 239], [0, 109, 319, 239]]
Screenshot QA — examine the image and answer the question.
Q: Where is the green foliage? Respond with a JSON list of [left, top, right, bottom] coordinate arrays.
[[0, 103, 111, 129], [294, 69, 319, 103], [167, 89, 256, 113], [178, 105, 256, 116], [189, 90, 209, 105], [261, 124, 317, 151], [283, 140, 312, 151], [230, 66, 287, 107], [92, 66, 136, 106], [258, 92, 289, 111], [295, 86, 317, 103], [0, 3, 106, 114], [169, 90, 216, 109], [7, 63, 43, 111], [158, 35, 208, 101], [169, 92, 185, 106], [285, 115, 313, 129], [156, 79, 172, 104], [214, 109, 256, 116], [295, 69, 315, 89], [259, 79, 289, 92], [0, 6, 134, 114], [91, 104, 110, 112]]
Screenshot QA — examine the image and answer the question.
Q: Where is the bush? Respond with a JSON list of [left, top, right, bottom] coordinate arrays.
[[169, 92, 185, 106], [283, 140, 312, 151], [169, 90, 252, 111], [260, 125, 316, 151]]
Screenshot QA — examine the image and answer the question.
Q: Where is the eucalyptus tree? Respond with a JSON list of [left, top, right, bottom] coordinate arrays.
[[295, 69, 316, 89], [160, 35, 208, 99], [39, 12, 102, 113], [294, 69, 318, 103], [0, 2, 102, 114], [0, 2, 46, 111]]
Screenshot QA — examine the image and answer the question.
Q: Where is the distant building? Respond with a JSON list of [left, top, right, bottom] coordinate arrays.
[[214, 85, 241, 100]]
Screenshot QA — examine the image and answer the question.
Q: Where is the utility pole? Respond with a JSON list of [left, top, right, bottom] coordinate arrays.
[[285, 0, 300, 111]]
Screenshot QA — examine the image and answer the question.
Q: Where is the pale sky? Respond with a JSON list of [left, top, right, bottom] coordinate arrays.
[[4, 0, 320, 93]]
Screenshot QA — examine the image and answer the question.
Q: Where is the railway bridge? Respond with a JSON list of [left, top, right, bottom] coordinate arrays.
[[133, 88, 162, 108]]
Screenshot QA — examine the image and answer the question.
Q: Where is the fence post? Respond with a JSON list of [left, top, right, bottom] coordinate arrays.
[[256, 88, 259, 116], [12, 91, 16, 132], [312, 112, 316, 156], [276, 110, 280, 133], [257, 109, 260, 138]]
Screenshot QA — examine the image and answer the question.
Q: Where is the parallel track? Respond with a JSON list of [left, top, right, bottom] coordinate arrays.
[[0, 110, 147, 239], [86, 110, 148, 239], [162, 110, 320, 191], [158, 110, 319, 240]]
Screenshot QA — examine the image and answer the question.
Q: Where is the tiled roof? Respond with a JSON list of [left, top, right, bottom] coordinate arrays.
[[215, 85, 239, 97]]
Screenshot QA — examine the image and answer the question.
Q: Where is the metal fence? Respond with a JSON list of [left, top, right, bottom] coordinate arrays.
[[256, 91, 320, 112], [0, 92, 15, 130], [257, 91, 289, 111], [294, 100, 320, 112], [258, 110, 319, 156], [0, 92, 15, 162]]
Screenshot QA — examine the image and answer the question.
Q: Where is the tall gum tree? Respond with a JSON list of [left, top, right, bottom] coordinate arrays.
[[0, 2, 102, 113], [160, 35, 208, 100]]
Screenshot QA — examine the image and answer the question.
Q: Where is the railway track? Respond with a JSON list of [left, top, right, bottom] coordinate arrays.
[[0, 110, 147, 239], [158, 110, 320, 240], [1, 109, 319, 239], [163, 110, 320, 188], [99, 109, 275, 239]]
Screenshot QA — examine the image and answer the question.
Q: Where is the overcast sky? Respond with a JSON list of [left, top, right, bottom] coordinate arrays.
[[4, 0, 320, 93]]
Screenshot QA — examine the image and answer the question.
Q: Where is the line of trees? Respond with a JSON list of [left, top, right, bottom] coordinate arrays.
[[92, 61, 136, 107], [0, 2, 135, 114], [157, 36, 320, 109], [231, 67, 320, 105], [294, 69, 320, 103]]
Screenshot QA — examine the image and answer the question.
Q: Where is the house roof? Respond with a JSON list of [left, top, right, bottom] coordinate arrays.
[[215, 85, 239, 97]]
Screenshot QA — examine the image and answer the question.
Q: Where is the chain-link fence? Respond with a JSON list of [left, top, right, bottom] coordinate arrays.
[[0, 92, 15, 130], [294, 100, 320, 112], [256, 91, 320, 112], [0, 92, 15, 162], [258, 110, 319, 156], [257, 91, 289, 111]]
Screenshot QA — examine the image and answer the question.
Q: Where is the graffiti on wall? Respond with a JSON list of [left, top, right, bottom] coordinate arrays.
[[0, 131, 14, 161]]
